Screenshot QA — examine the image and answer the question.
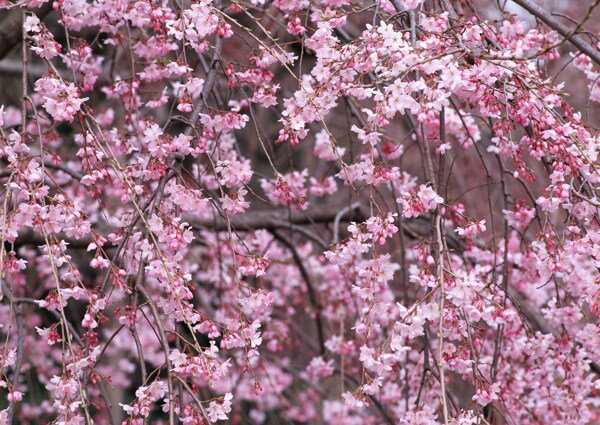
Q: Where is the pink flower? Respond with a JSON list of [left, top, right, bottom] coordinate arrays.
[[455, 220, 486, 238], [207, 393, 233, 422], [341, 392, 367, 409], [305, 357, 335, 380], [215, 159, 253, 187], [8, 391, 23, 402], [399, 0, 422, 9], [399, 185, 443, 218], [473, 382, 501, 406], [35, 76, 88, 122], [221, 188, 250, 215]]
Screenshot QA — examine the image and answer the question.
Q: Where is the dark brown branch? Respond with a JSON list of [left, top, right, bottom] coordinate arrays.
[[272, 229, 326, 354], [184, 205, 365, 233], [512, 0, 600, 66], [184, 34, 223, 138], [11, 205, 361, 248], [12, 204, 465, 256], [13, 228, 96, 248], [0, 4, 53, 60]]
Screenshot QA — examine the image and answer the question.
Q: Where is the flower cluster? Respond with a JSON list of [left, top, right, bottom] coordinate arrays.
[[1, 0, 600, 424], [34, 76, 88, 122]]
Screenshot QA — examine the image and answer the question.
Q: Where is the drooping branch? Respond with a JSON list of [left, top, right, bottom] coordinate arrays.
[[272, 229, 326, 354]]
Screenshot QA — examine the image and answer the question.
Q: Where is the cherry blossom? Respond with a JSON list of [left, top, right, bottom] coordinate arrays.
[[1, 0, 600, 424]]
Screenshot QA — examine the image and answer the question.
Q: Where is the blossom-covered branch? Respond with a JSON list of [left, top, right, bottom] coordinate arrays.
[[1, 0, 600, 424]]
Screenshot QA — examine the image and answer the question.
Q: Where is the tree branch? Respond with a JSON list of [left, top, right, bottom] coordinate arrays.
[[0, 4, 53, 60], [512, 0, 600, 66], [184, 205, 365, 233]]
